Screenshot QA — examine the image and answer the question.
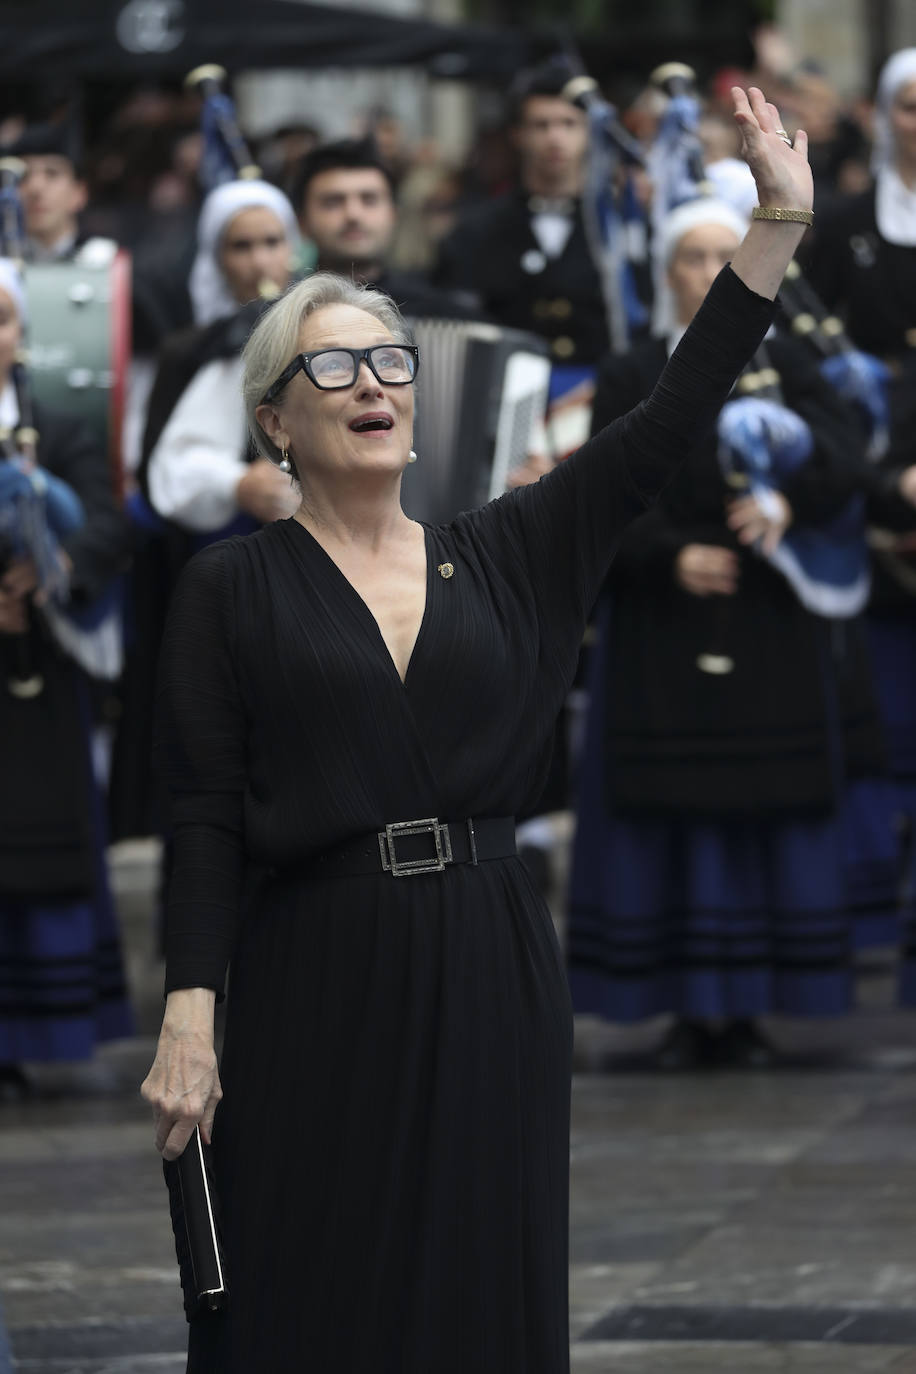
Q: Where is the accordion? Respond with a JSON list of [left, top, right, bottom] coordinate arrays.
[[402, 318, 551, 524]]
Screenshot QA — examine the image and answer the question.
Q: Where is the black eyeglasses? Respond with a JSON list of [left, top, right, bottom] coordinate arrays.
[[261, 344, 420, 403]]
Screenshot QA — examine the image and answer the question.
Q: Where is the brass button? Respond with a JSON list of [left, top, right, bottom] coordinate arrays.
[[552, 335, 575, 359], [552, 297, 572, 318], [905, 327, 916, 348], [437, 562, 454, 579]]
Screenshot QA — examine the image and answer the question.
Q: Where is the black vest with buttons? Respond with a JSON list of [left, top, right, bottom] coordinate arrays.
[[435, 190, 616, 366]]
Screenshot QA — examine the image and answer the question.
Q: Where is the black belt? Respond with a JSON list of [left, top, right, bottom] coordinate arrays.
[[307, 816, 517, 879]]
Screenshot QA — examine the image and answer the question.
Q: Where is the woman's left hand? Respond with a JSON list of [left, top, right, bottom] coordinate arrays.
[[727, 492, 792, 554], [732, 86, 813, 215]]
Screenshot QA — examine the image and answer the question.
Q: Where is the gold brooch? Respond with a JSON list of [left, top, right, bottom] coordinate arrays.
[[437, 562, 454, 580]]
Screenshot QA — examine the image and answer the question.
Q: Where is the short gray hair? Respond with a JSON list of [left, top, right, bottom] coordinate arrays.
[[242, 272, 411, 465]]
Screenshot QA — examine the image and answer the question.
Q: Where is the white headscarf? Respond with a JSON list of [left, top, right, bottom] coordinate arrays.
[[705, 157, 759, 221], [872, 47, 916, 246], [0, 257, 28, 326], [652, 198, 749, 340], [189, 179, 300, 327]]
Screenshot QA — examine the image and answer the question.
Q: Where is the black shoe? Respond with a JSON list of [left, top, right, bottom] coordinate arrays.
[[653, 1020, 719, 1071], [0, 1063, 32, 1103], [718, 1019, 779, 1069]]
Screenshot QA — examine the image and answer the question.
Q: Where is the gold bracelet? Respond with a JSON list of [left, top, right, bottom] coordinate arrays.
[[751, 206, 814, 225]]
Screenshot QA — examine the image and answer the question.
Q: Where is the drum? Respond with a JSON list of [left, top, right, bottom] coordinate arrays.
[[24, 244, 132, 495]]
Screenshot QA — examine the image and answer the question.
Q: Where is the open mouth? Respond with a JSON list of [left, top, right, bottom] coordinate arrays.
[[349, 415, 393, 433]]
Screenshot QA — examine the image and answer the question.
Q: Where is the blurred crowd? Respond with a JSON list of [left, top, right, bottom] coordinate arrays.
[[1, 23, 916, 1091]]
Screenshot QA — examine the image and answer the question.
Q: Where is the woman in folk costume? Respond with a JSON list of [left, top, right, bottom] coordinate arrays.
[[806, 47, 916, 361], [0, 259, 132, 1096], [566, 197, 884, 1069], [144, 177, 302, 535], [807, 49, 916, 990], [111, 178, 300, 844]]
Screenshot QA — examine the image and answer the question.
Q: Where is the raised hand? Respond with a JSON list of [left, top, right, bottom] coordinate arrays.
[[732, 86, 813, 214], [729, 87, 813, 301]]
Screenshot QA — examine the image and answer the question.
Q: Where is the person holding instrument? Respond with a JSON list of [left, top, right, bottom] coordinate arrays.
[[143, 177, 301, 534], [567, 193, 884, 1070], [142, 89, 812, 1372], [0, 259, 132, 1094]]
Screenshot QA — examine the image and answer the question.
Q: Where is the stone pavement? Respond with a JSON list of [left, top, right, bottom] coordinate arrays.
[[1, 839, 915, 1373]]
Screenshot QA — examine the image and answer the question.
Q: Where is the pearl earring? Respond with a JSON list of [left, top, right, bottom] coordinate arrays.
[[279, 448, 292, 474], [408, 449, 418, 464]]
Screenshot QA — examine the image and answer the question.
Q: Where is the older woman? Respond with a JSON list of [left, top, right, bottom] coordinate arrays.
[[144, 178, 301, 534], [0, 259, 132, 1093], [807, 46, 916, 361], [567, 195, 884, 1070], [142, 90, 812, 1372]]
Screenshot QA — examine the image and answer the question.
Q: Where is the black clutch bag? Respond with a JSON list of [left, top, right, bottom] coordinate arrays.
[[163, 1127, 229, 1320]]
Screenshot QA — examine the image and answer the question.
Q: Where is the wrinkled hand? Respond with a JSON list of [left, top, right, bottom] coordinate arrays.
[[727, 492, 793, 554], [141, 988, 222, 1161], [236, 458, 301, 524], [899, 464, 916, 508], [675, 544, 740, 597], [732, 86, 813, 214]]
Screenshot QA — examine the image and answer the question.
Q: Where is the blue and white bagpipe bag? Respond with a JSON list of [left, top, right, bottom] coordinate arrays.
[[0, 425, 124, 679], [717, 391, 871, 618], [538, 71, 649, 461]]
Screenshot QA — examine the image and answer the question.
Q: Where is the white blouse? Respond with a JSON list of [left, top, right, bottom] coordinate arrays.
[[147, 356, 247, 533]]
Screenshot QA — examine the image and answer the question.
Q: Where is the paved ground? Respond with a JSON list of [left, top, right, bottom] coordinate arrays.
[[1, 838, 915, 1373]]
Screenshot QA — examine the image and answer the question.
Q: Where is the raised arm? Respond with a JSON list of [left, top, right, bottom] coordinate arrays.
[[464, 88, 816, 638]]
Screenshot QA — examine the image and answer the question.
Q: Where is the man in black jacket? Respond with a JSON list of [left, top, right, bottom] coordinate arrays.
[[292, 137, 475, 321], [435, 60, 614, 369]]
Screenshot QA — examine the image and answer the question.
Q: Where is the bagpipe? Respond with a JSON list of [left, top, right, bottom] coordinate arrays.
[[0, 160, 121, 695], [633, 60, 873, 627], [779, 261, 891, 462], [717, 256, 892, 618], [560, 59, 649, 356], [131, 65, 276, 541], [186, 64, 262, 191]]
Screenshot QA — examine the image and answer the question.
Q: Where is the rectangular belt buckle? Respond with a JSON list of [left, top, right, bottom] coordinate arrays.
[[378, 817, 453, 877]]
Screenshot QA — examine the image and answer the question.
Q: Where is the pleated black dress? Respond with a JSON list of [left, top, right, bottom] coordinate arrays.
[[157, 267, 774, 1374]]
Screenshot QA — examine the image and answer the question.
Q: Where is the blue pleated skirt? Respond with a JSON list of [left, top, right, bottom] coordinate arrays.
[[0, 764, 133, 1063], [841, 777, 907, 949], [863, 614, 916, 1003], [567, 607, 855, 1023]]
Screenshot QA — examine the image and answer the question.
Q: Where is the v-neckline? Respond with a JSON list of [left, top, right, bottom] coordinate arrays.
[[285, 517, 433, 690]]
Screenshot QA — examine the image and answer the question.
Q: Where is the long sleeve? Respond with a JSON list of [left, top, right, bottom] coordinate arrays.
[[155, 542, 247, 995], [463, 265, 775, 645], [147, 357, 247, 532]]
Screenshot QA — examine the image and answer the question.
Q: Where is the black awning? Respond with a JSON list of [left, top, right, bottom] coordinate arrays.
[[0, 0, 534, 79]]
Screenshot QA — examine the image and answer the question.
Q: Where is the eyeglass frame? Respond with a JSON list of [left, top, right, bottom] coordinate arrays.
[[260, 344, 420, 404]]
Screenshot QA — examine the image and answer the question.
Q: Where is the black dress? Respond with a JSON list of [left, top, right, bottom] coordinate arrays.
[[157, 267, 774, 1373]]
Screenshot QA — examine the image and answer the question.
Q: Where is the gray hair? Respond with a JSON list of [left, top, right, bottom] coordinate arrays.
[[242, 271, 411, 466]]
